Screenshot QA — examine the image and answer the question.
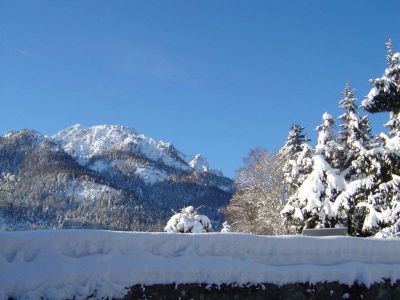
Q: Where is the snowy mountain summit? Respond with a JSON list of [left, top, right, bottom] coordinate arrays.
[[54, 124, 219, 176]]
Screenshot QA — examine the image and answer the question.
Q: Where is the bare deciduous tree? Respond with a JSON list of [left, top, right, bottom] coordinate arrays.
[[224, 149, 288, 235]]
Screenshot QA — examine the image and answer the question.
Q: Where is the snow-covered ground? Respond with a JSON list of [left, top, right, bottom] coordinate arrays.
[[1, 230, 400, 299]]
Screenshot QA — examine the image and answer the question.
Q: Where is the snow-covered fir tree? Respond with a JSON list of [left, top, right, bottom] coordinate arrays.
[[278, 124, 312, 195], [164, 206, 212, 233], [337, 83, 372, 178], [279, 124, 310, 159], [281, 113, 346, 231], [327, 84, 373, 235], [362, 38, 400, 136], [347, 39, 400, 237], [316, 112, 342, 167]]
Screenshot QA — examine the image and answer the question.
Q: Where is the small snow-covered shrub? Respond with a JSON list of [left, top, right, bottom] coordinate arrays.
[[164, 206, 212, 233]]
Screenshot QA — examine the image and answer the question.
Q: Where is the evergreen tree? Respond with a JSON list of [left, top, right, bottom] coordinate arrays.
[[331, 137, 399, 236], [279, 124, 310, 159], [328, 84, 373, 235], [355, 40, 400, 237], [278, 124, 312, 195], [337, 82, 372, 178], [282, 113, 346, 231], [316, 112, 341, 167], [362, 38, 400, 137], [335, 39, 400, 237]]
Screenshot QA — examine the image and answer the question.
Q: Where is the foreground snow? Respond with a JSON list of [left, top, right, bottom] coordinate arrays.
[[1, 230, 400, 299]]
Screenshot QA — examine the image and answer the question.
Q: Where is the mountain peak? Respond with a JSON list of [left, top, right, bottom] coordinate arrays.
[[53, 124, 140, 164], [53, 124, 222, 177], [2, 128, 44, 140]]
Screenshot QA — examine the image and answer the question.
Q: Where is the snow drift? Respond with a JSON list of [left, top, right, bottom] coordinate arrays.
[[1, 230, 400, 299]]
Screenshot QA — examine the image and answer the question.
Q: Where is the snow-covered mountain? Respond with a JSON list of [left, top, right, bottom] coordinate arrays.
[[53, 124, 223, 184], [0, 125, 233, 231]]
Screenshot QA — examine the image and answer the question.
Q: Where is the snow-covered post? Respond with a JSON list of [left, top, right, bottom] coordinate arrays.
[[164, 206, 212, 233], [220, 221, 231, 233]]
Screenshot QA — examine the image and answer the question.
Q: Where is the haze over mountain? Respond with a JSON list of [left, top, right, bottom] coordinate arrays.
[[0, 124, 233, 231]]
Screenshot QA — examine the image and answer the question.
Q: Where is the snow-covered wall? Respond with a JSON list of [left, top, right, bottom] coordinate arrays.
[[1, 230, 400, 299]]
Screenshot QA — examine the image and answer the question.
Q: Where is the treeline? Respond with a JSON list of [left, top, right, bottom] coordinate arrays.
[[225, 39, 400, 238]]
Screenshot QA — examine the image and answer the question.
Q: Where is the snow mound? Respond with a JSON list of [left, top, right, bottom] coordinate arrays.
[[2, 230, 400, 299]]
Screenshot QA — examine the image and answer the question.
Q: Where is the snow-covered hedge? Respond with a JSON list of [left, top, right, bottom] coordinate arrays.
[[1, 230, 400, 299]]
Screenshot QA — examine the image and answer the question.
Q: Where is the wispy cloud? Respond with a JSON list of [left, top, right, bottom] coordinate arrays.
[[118, 48, 189, 83], [16, 48, 31, 56]]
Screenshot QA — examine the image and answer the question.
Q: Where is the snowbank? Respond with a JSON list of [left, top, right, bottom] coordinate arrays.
[[1, 230, 400, 299]]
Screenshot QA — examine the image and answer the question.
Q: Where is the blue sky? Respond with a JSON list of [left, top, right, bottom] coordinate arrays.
[[1, 1, 399, 177]]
